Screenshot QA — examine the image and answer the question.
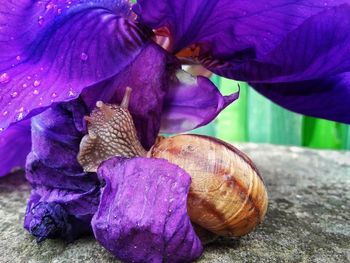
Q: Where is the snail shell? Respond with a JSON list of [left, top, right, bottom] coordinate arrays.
[[150, 134, 268, 237]]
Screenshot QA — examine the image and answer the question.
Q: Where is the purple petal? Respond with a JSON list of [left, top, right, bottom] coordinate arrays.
[[24, 201, 90, 242], [160, 70, 239, 133], [24, 99, 100, 241], [252, 73, 350, 124], [81, 43, 169, 149], [92, 157, 203, 263], [0, 0, 150, 131], [135, 1, 350, 81], [214, 5, 350, 83], [0, 120, 31, 177]]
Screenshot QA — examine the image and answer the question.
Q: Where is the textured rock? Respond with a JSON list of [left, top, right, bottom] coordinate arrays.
[[0, 144, 349, 263]]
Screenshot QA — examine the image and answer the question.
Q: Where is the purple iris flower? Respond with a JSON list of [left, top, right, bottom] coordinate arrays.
[[0, 0, 350, 262]]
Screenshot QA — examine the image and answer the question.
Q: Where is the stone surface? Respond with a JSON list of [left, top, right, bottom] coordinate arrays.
[[0, 144, 349, 263]]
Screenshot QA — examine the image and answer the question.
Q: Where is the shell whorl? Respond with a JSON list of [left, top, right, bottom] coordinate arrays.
[[150, 134, 268, 237]]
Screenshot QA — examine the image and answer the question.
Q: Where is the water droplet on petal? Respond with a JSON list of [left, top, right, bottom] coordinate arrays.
[[33, 80, 41, 87], [16, 112, 24, 121], [80, 52, 88, 61], [33, 89, 39, 95], [2, 111, 8, 116], [23, 83, 28, 88], [11, 91, 18, 98], [27, 76, 32, 80], [38, 16, 44, 26], [16, 55, 21, 61], [68, 90, 75, 97], [0, 73, 10, 84], [51, 92, 57, 98], [57, 8, 62, 14], [18, 107, 24, 112], [46, 2, 54, 10]]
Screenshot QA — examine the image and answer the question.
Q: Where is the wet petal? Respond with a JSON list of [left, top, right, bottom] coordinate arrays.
[[81, 43, 169, 149], [0, 0, 150, 131], [92, 157, 203, 263], [252, 73, 350, 124], [161, 70, 239, 133], [0, 120, 31, 177], [24, 99, 100, 241], [135, 1, 350, 82]]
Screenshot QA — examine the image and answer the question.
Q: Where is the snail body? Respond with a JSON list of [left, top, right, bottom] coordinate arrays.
[[78, 88, 268, 239]]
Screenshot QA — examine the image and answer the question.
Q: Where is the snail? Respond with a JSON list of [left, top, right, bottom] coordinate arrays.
[[78, 87, 268, 239]]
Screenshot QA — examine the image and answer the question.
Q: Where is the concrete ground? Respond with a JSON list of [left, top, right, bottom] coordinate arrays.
[[0, 144, 349, 263]]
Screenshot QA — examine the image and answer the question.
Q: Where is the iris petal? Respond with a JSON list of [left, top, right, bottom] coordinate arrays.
[[252, 73, 350, 124], [134, 0, 349, 57], [0, 0, 150, 131], [214, 5, 350, 82], [135, 0, 350, 123], [24, 201, 90, 242], [24, 99, 100, 241], [0, 120, 31, 177], [161, 70, 239, 133], [92, 157, 203, 263]]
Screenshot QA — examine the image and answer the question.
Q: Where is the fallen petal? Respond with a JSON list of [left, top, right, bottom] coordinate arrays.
[[24, 99, 100, 241], [92, 157, 203, 263]]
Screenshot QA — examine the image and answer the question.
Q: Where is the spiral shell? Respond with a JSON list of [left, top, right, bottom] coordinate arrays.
[[150, 134, 268, 237]]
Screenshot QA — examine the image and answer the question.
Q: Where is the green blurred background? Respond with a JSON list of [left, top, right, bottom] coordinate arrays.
[[191, 76, 350, 150]]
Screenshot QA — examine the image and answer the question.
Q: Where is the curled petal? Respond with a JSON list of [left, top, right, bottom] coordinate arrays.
[[24, 99, 100, 241], [92, 157, 203, 263], [160, 70, 239, 133], [252, 73, 350, 124], [24, 201, 90, 242], [0, 0, 150, 131], [0, 120, 31, 177]]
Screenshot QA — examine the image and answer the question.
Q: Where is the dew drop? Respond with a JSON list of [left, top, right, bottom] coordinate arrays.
[[11, 91, 18, 98], [2, 111, 8, 116], [51, 92, 57, 98], [23, 83, 28, 88], [16, 112, 24, 121], [0, 73, 10, 84], [80, 52, 88, 61], [27, 76, 32, 80], [68, 90, 75, 97], [57, 8, 62, 14], [38, 16, 44, 26], [33, 80, 41, 87], [46, 2, 54, 10], [18, 107, 24, 112], [16, 55, 21, 61], [33, 89, 39, 95]]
